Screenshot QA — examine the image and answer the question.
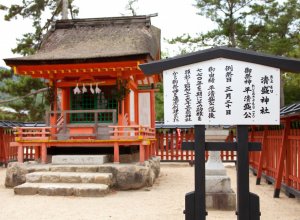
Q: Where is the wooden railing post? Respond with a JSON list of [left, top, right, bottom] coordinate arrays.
[[170, 128, 174, 160], [17, 143, 24, 163], [94, 111, 98, 138], [160, 131, 164, 160], [274, 119, 290, 198], [166, 130, 169, 160], [63, 111, 67, 134], [256, 125, 267, 185]]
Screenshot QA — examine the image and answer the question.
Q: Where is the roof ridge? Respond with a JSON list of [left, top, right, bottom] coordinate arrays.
[[54, 14, 158, 29]]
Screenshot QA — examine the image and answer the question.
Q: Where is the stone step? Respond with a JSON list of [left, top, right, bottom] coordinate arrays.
[[26, 172, 113, 185], [14, 182, 110, 197], [52, 155, 109, 165], [49, 164, 114, 173]]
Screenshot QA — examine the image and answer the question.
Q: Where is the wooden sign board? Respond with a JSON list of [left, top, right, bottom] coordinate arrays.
[[163, 58, 280, 125]]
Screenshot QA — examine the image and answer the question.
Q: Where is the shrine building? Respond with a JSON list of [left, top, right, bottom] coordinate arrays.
[[4, 15, 161, 164]]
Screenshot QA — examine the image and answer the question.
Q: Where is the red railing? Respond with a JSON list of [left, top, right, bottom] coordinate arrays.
[[109, 125, 155, 140], [0, 128, 15, 165], [1, 119, 299, 197], [155, 128, 236, 162], [156, 124, 299, 197], [249, 121, 300, 197], [0, 127, 49, 165]]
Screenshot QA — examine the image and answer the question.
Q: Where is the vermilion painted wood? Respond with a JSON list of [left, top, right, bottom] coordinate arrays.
[[4, 120, 300, 193], [11, 125, 155, 164], [256, 126, 267, 184], [274, 120, 291, 197]]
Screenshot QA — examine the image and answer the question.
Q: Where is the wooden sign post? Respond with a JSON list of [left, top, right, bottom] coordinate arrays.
[[139, 47, 300, 220], [182, 125, 261, 220]]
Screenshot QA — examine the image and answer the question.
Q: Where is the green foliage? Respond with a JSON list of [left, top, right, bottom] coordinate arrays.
[[170, 0, 300, 52], [112, 79, 130, 102], [1, 0, 79, 55], [0, 68, 13, 81], [241, 0, 300, 56], [0, 1, 79, 121], [168, 0, 300, 106], [155, 82, 164, 121], [283, 73, 300, 105], [0, 74, 48, 121]]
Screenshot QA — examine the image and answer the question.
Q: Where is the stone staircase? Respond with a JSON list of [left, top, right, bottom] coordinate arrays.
[[14, 155, 113, 197], [7, 156, 160, 197]]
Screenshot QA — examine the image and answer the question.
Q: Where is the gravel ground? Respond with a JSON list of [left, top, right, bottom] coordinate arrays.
[[0, 163, 299, 220]]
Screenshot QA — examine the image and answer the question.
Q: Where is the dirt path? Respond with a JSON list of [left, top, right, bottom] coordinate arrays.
[[0, 163, 299, 220]]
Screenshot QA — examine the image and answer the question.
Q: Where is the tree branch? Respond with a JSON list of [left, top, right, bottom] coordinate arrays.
[[0, 88, 49, 104]]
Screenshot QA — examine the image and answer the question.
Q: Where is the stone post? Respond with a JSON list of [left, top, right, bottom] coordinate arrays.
[[205, 128, 236, 210]]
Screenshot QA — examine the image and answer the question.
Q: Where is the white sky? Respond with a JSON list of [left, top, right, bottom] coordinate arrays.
[[0, 0, 213, 67]]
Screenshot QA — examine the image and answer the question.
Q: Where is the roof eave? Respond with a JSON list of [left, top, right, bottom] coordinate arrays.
[[4, 53, 152, 67], [139, 47, 300, 75]]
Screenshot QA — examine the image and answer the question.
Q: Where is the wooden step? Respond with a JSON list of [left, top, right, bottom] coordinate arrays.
[[14, 182, 110, 197], [26, 172, 113, 185]]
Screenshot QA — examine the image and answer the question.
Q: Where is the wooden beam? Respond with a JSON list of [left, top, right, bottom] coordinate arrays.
[[56, 80, 116, 88]]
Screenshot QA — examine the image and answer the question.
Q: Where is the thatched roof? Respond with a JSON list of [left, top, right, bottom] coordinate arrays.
[[5, 15, 160, 65]]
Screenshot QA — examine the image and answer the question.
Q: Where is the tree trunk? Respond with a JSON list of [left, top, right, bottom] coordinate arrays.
[[62, 0, 68, 19]]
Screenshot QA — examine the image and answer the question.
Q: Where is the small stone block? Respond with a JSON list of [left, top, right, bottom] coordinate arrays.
[[60, 174, 81, 183], [14, 183, 39, 195], [52, 155, 109, 165], [94, 173, 112, 185], [38, 184, 74, 196], [73, 184, 109, 197], [26, 173, 42, 183], [42, 173, 60, 183], [50, 166, 76, 172]]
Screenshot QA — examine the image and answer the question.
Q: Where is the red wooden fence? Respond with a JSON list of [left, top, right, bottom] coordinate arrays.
[[249, 120, 300, 198], [0, 128, 16, 165], [1, 122, 299, 197], [156, 125, 299, 197], [0, 128, 36, 166], [155, 128, 236, 162]]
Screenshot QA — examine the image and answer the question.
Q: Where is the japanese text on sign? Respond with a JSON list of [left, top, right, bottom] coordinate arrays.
[[163, 58, 280, 125]]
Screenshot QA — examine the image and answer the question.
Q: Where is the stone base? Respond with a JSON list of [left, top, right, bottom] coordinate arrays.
[[206, 176, 232, 193], [52, 155, 109, 165], [5, 157, 161, 192], [206, 191, 236, 210]]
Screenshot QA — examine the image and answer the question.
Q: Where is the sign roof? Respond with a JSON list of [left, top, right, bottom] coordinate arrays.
[[140, 47, 300, 74]]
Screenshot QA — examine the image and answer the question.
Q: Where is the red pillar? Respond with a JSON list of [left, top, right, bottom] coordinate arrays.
[[17, 144, 24, 163], [139, 143, 145, 164], [145, 144, 149, 161], [114, 142, 120, 163], [118, 100, 125, 126], [41, 143, 47, 164], [50, 82, 58, 139], [34, 146, 40, 161]]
